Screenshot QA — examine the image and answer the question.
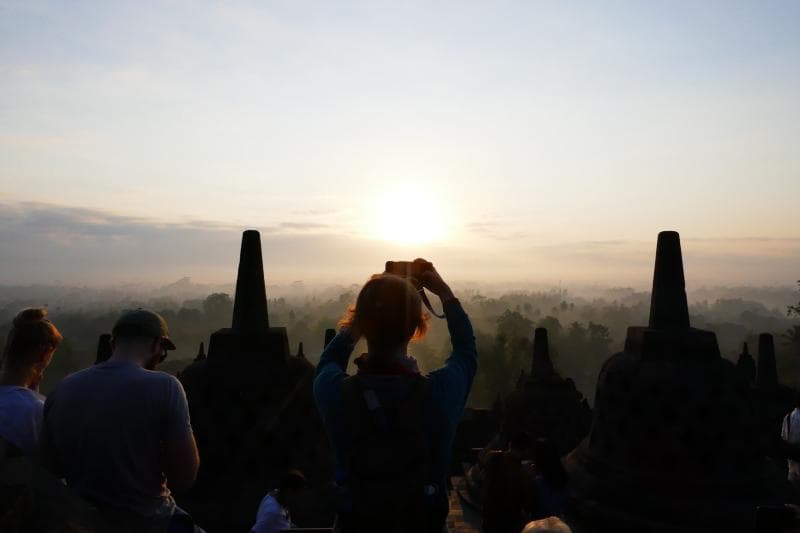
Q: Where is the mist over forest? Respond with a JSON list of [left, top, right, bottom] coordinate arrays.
[[2, 278, 798, 407]]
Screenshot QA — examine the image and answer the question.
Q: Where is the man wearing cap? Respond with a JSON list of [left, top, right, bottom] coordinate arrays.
[[40, 309, 200, 532]]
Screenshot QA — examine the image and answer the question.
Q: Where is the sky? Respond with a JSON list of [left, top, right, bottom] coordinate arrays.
[[1, 1, 798, 287]]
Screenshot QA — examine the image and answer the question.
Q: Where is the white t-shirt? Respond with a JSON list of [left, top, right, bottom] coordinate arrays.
[[251, 491, 293, 533], [0, 385, 45, 456], [782, 408, 800, 480]]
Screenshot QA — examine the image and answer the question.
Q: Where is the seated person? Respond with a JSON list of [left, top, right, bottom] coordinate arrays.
[[482, 431, 536, 533], [40, 309, 200, 533], [250, 469, 308, 533], [530, 438, 568, 520], [0, 308, 62, 456], [313, 260, 478, 533]]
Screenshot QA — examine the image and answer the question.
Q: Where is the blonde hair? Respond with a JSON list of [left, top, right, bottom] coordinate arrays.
[[2, 308, 63, 370], [522, 517, 572, 533]]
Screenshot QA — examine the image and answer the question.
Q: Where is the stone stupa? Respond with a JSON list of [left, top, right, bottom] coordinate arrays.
[[461, 327, 591, 510], [565, 231, 791, 532], [177, 230, 333, 531], [500, 327, 592, 454]]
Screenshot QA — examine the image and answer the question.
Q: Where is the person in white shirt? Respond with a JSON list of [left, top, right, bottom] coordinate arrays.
[[781, 396, 800, 485], [0, 308, 62, 456], [251, 470, 308, 533]]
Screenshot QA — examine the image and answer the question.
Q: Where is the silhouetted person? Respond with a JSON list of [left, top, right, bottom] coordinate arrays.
[[531, 438, 568, 520], [40, 309, 201, 533], [314, 260, 478, 533], [782, 394, 800, 490], [482, 431, 536, 533], [250, 469, 308, 533], [0, 308, 62, 456]]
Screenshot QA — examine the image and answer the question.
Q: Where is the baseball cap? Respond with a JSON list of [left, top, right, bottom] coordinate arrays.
[[112, 308, 176, 350]]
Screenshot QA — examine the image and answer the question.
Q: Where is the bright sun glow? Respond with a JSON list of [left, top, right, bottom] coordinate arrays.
[[369, 186, 451, 245]]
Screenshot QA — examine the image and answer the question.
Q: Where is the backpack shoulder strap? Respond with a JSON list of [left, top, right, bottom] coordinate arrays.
[[341, 374, 431, 431], [343, 374, 389, 432]]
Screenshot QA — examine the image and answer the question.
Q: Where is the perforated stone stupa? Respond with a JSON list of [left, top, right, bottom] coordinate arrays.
[[565, 231, 791, 532], [501, 327, 592, 454], [461, 327, 591, 510], [177, 230, 333, 531]]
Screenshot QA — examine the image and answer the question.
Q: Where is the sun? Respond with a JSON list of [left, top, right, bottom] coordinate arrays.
[[369, 187, 450, 245]]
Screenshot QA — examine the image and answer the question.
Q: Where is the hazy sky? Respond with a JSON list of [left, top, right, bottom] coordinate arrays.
[[1, 1, 798, 286]]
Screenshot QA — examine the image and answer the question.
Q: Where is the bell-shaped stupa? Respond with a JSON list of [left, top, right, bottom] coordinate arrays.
[[500, 327, 591, 454], [177, 230, 333, 531], [565, 231, 791, 532]]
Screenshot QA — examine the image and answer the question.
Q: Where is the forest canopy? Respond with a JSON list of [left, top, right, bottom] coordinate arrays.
[[1, 281, 798, 406]]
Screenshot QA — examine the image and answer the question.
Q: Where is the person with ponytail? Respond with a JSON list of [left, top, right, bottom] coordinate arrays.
[[0, 307, 63, 456], [314, 260, 478, 532]]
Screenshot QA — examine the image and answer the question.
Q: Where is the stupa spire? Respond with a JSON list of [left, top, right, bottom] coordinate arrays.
[[231, 230, 270, 335], [757, 333, 778, 390], [648, 231, 690, 330], [531, 327, 555, 377], [195, 341, 206, 362]]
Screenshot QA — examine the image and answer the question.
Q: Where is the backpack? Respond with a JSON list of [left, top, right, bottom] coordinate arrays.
[[339, 373, 435, 532]]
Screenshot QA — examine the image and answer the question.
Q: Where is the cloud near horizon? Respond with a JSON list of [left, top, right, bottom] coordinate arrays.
[[0, 202, 797, 288]]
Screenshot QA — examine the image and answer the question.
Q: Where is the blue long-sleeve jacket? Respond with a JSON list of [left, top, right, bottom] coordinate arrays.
[[313, 298, 478, 488]]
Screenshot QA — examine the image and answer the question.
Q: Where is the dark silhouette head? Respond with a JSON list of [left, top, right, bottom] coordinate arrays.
[[535, 437, 567, 490], [111, 308, 175, 369], [648, 231, 690, 330], [1, 308, 63, 388], [339, 274, 428, 354]]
